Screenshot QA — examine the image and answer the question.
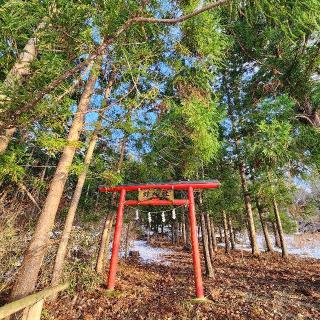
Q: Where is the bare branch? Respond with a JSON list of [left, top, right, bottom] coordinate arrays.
[[17, 182, 41, 211], [295, 114, 315, 126], [133, 0, 228, 24]]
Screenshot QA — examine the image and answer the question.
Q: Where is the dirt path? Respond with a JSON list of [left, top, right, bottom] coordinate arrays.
[[47, 246, 320, 320]]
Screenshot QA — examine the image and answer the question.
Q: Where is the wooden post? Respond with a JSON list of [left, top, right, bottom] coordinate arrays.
[[0, 283, 69, 320], [187, 187, 204, 299], [107, 189, 126, 290], [124, 221, 131, 259], [22, 299, 44, 320]]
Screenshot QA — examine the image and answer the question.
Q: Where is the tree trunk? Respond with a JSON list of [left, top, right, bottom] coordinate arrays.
[[50, 125, 100, 289], [175, 221, 180, 245], [272, 221, 281, 248], [210, 218, 218, 251], [5, 22, 46, 85], [256, 199, 273, 252], [246, 220, 252, 247], [182, 212, 187, 246], [218, 226, 223, 243], [10, 71, 97, 300], [184, 213, 191, 251], [222, 211, 230, 254], [147, 222, 151, 243], [200, 213, 214, 278], [205, 213, 215, 262], [0, 128, 16, 154], [227, 215, 236, 250], [238, 161, 259, 256], [198, 225, 201, 242], [272, 196, 288, 258], [124, 222, 131, 259], [84, 183, 90, 203], [96, 213, 115, 274], [171, 223, 175, 244], [0, 22, 46, 154]]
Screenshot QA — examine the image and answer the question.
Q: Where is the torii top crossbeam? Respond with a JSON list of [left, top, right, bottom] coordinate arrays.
[[99, 180, 220, 192], [98, 179, 220, 300]]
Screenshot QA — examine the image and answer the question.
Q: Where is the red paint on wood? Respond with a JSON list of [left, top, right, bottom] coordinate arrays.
[[99, 180, 220, 193], [107, 188, 126, 289], [124, 199, 188, 206], [188, 186, 204, 298]]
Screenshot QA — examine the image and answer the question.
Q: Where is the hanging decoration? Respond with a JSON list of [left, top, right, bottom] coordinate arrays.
[[148, 212, 152, 224], [135, 209, 139, 220], [161, 211, 166, 223], [172, 208, 176, 220], [127, 203, 186, 215]]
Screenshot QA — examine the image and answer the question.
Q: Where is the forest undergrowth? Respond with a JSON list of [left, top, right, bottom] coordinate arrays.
[[45, 242, 320, 320]]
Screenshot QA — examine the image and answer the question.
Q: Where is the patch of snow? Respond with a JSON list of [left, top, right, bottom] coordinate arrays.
[[121, 240, 173, 265], [220, 233, 320, 259]]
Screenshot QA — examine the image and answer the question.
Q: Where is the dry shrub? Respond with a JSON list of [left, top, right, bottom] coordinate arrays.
[[0, 208, 30, 294], [62, 225, 102, 293]]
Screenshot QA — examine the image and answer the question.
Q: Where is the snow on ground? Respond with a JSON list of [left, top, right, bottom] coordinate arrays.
[[226, 233, 320, 259], [120, 233, 320, 266], [121, 240, 174, 265]]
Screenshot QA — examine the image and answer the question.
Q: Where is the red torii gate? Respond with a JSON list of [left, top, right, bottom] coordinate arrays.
[[99, 180, 220, 299]]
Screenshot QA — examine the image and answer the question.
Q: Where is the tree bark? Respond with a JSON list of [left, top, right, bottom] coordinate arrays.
[[10, 70, 97, 300], [205, 213, 215, 262], [51, 123, 100, 289], [96, 212, 115, 274], [246, 220, 252, 248], [227, 215, 236, 250], [210, 218, 218, 251], [198, 225, 201, 242], [272, 196, 288, 258], [171, 222, 175, 244], [200, 212, 214, 278], [175, 221, 180, 245], [256, 199, 273, 252], [4, 22, 46, 86], [218, 226, 223, 243], [222, 211, 230, 254], [147, 222, 151, 243], [0, 128, 16, 154], [238, 161, 259, 256], [184, 213, 191, 251], [0, 22, 46, 154], [124, 222, 131, 259], [182, 212, 187, 246], [272, 221, 281, 248]]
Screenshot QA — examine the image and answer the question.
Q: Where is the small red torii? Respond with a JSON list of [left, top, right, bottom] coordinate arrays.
[[99, 180, 220, 300]]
